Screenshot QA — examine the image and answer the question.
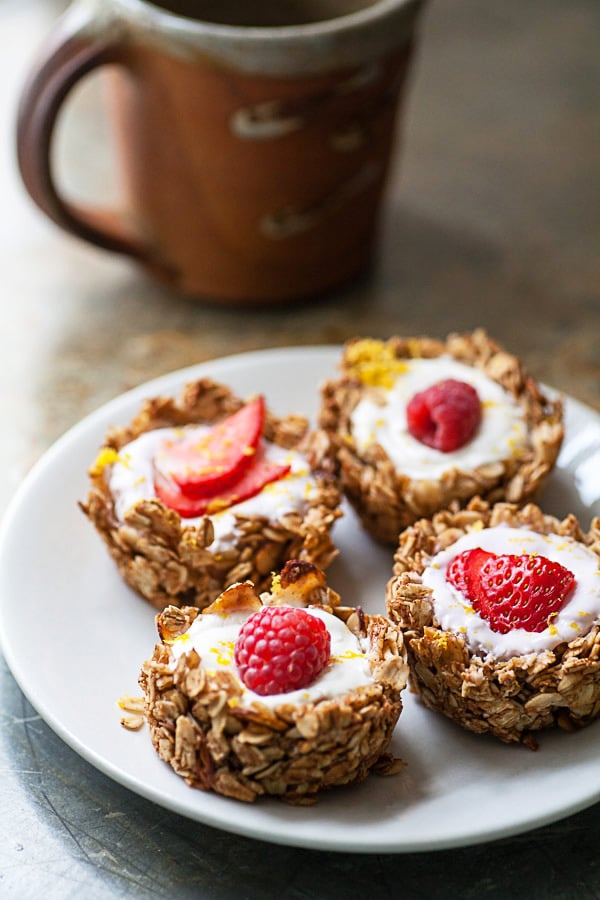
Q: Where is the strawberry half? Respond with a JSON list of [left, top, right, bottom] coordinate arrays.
[[446, 549, 576, 634], [446, 547, 493, 598], [154, 396, 265, 499], [154, 448, 290, 518]]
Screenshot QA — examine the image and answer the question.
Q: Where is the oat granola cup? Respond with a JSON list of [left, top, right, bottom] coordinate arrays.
[[80, 378, 341, 611], [386, 499, 600, 748], [319, 330, 564, 544], [140, 561, 408, 803]]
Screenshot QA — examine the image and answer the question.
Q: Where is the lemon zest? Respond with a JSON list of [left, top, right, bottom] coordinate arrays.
[[344, 338, 408, 389], [332, 650, 366, 662], [207, 497, 235, 514], [89, 447, 122, 476], [271, 573, 282, 594], [211, 641, 234, 665]]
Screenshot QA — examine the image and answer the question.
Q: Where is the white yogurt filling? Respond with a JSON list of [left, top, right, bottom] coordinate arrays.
[[350, 356, 528, 480], [106, 426, 320, 552], [167, 606, 374, 709], [422, 526, 600, 660]]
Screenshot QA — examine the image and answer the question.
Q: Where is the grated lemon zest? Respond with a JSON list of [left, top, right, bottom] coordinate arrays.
[[332, 650, 366, 662], [89, 447, 122, 476], [271, 573, 282, 594], [211, 641, 234, 665], [173, 633, 191, 644], [344, 338, 408, 389]]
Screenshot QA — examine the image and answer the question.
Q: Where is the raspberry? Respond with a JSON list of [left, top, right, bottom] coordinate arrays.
[[406, 379, 482, 452], [234, 606, 331, 695], [447, 549, 576, 634]]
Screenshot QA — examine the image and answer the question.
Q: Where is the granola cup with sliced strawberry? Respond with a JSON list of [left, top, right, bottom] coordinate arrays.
[[386, 498, 600, 748], [80, 378, 341, 611], [319, 330, 564, 544], [140, 561, 408, 803]]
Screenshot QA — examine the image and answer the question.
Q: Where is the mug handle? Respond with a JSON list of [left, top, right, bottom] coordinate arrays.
[[16, 8, 158, 270]]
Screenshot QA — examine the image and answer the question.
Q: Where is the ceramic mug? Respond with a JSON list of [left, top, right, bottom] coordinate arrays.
[[17, 0, 425, 304]]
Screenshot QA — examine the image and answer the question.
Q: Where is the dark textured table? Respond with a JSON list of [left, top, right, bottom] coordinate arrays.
[[1, 1, 599, 897]]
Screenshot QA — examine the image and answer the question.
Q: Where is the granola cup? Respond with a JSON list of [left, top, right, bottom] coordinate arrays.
[[386, 498, 600, 748], [139, 561, 409, 804], [80, 378, 341, 611], [319, 330, 564, 544]]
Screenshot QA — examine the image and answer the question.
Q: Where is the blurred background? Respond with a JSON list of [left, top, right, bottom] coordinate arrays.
[[3, 0, 598, 510]]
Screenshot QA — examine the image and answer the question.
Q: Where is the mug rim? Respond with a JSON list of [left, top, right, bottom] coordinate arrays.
[[117, 0, 419, 40], [95, 0, 425, 76]]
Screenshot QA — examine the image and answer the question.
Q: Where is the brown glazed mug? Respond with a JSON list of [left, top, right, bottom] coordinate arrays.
[[17, 0, 425, 304]]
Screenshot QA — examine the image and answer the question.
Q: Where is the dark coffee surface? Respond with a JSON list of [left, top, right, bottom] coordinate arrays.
[[148, 0, 378, 26]]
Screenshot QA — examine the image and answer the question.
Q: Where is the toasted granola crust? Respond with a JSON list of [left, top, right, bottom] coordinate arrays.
[[386, 498, 600, 748], [139, 575, 408, 804], [80, 378, 341, 611], [319, 330, 564, 544]]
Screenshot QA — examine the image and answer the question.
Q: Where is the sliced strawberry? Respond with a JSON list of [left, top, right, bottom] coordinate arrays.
[[476, 553, 576, 634], [154, 397, 265, 498], [154, 448, 290, 518], [446, 549, 576, 634], [154, 467, 212, 518], [446, 547, 493, 599]]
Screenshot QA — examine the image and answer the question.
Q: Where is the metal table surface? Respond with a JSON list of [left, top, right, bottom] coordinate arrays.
[[1, 1, 599, 897]]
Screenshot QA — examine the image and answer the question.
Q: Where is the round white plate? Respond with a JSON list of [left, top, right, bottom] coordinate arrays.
[[1, 346, 599, 853]]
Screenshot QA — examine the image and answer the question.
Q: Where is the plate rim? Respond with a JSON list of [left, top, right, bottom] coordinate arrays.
[[1, 344, 599, 854]]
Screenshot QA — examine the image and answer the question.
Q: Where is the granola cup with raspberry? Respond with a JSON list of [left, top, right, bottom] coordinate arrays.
[[140, 561, 409, 803], [319, 330, 564, 544], [386, 498, 600, 748], [80, 378, 342, 612]]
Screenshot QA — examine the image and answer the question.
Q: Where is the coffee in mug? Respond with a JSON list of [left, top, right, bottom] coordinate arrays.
[[149, 0, 380, 26]]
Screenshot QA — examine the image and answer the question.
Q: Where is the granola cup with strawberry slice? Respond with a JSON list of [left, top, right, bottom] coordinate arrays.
[[386, 498, 600, 748], [140, 561, 408, 803], [319, 330, 564, 544], [80, 379, 341, 611]]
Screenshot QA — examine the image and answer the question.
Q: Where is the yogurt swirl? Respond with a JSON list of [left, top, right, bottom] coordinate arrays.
[[167, 606, 373, 709], [350, 356, 528, 480], [106, 425, 320, 552]]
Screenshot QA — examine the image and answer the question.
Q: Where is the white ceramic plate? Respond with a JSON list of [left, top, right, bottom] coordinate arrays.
[[1, 346, 599, 853]]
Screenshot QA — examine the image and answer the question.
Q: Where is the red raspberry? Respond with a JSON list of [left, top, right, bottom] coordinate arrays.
[[234, 606, 331, 696], [446, 549, 576, 634], [406, 378, 482, 452]]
